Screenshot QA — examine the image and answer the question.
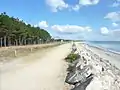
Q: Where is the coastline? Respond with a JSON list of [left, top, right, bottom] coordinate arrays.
[[86, 42, 120, 55], [78, 42, 120, 69], [85, 43, 120, 69], [74, 42, 120, 90]]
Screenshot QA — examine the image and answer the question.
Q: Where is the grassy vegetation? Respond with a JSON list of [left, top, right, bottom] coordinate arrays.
[[0, 43, 62, 63], [65, 53, 80, 63]]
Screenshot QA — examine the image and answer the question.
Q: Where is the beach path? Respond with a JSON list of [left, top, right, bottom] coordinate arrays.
[[0, 43, 71, 90]]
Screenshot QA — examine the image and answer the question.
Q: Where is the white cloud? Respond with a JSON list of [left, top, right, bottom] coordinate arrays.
[[34, 24, 38, 27], [24, 22, 28, 25], [85, 26, 92, 32], [111, 0, 120, 7], [34, 21, 48, 28], [100, 27, 109, 34], [72, 5, 80, 11], [112, 2, 120, 7], [51, 24, 92, 33], [100, 27, 120, 40], [46, 0, 68, 12], [79, 0, 100, 5], [109, 29, 120, 40], [112, 22, 119, 27], [19, 19, 28, 25], [46, 0, 100, 12], [104, 11, 120, 22], [111, 29, 120, 37]]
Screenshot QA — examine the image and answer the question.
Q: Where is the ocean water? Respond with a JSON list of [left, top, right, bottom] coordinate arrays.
[[87, 41, 120, 52]]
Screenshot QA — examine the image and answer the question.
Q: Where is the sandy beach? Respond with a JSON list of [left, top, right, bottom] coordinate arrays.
[[79, 43, 120, 69], [0, 43, 71, 90], [75, 42, 120, 90]]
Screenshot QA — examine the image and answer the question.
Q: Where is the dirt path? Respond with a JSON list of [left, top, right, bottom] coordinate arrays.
[[0, 43, 71, 90]]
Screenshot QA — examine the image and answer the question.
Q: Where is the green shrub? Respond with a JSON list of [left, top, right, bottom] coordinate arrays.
[[65, 53, 79, 63]]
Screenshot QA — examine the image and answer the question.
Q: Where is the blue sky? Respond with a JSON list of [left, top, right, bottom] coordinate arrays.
[[0, 0, 120, 40]]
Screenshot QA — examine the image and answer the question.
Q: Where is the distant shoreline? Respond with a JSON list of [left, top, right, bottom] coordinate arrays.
[[80, 41, 120, 55], [87, 43, 120, 55], [78, 42, 120, 69]]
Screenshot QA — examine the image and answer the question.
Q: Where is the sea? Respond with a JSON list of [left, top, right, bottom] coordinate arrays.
[[86, 41, 120, 53]]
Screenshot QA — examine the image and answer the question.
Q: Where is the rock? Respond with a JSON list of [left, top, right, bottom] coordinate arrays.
[[71, 77, 93, 90], [65, 43, 120, 90], [102, 67, 104, 71], [65, 65, 93, 85], [67, 59, 80, 72], [72, 43, 77, 53], [86, 77, 102, 90]]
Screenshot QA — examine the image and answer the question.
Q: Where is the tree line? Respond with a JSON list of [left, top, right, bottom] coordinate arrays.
[[0, 12, 51, 47]]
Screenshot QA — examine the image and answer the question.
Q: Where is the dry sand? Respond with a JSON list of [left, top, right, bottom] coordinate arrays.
[[0, 43, 71, 90]]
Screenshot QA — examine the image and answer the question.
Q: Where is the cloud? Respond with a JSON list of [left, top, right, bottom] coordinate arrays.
[[111, 0, 120, 7], [54, 26, 120, 41], [100, 27, 109, 35], [99, 27, 120, 41], [19, 19, 28, 25], [79, 0, 100, 5], [71, 0, 100, 11], [112, 22, 119, 27], [111, 29, 120, 37], [46, 0, 100, 12], [33, 20, 120, 41], [34, 21, 48, 28], [46, 0, 68, 12], [111, 29, 120, 34], [51, 24, 92, 34], [109, 29, 120, 41], [112, 2, 120, 7], [72, 5, 80, 11], [104, 11, 120, 22]]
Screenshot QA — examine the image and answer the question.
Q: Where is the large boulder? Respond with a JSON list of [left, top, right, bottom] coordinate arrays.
[[65, 65, 93, 85], [71, 76, 93, 90]]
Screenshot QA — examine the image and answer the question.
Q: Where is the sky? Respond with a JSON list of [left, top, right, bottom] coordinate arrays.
[[0, 0, 120, 41]]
